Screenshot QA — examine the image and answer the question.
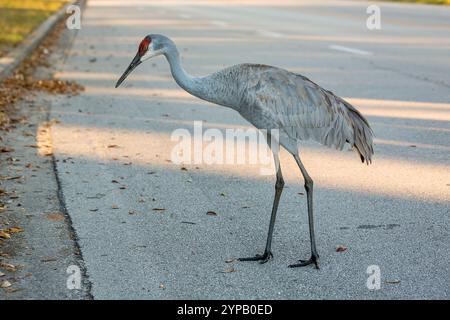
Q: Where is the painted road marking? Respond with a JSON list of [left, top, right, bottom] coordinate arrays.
[[329, 45, 372, 55], [257, 30, 284, 38], [179, 14, 191, 19], [210, 20, 228, 27]]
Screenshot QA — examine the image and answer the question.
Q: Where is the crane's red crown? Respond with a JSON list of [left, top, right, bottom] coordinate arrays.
[[138, 37, 151, 56]]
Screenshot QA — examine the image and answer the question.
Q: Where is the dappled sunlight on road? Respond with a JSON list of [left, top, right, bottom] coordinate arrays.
[[50, 123, 450, 204], [347, 98, 450, 122]]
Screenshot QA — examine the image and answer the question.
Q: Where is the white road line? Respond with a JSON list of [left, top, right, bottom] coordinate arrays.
[[329, 45, 372, 56], [257, 30, 284, 38], [210, 20, 228, 27], [178, 14, 191, 19]]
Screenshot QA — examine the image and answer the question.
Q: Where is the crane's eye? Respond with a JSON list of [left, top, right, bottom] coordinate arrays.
[[138, 37, 151, 56]]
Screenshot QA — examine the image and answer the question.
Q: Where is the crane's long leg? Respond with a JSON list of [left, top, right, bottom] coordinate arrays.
[[289, 154, 319, 269], [239, 136, 284, 264]]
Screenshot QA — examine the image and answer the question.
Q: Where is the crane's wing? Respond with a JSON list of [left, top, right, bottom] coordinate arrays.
[[242, 65, 374, 163]]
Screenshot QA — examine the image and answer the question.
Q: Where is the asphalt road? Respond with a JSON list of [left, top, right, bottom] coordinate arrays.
[[50, 0, 449, 299]]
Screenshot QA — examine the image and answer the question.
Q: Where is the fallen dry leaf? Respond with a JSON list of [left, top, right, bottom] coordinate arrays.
[[386, 280, 401, 284], [336, 245, 347, 252], [44, 213, 65, 221], [0, 230, 11, 239], [0, 262, 17, 272], [0, 147, 13, 153], [107, 144, 119, 148], [0, 176, 22, 180], [225, 259, 236, 263], [41, 257, 57, 262], [6, 227, 23, 234], [222, 267, 235, 273], [0, 272, 5, 277], [1, 280, 12, 288], [111, 204, 119, 209], [207, 211, 217, 216]]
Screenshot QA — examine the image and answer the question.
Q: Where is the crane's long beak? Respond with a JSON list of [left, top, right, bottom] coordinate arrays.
[[115, 53, 142, 88]]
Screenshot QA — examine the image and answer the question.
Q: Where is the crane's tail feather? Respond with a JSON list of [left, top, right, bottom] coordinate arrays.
[[345, 102, 374, 164]]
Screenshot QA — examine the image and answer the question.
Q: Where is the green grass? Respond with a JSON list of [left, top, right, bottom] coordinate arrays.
[[0, 0, 67, 55], [385, 0, 450, 4]]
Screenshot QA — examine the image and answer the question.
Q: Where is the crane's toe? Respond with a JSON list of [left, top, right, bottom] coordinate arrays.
[[289, 254, 320, 269], [238, 251, 273, 264]]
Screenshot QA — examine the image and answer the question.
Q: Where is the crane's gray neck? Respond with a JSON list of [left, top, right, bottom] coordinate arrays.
[[163, 43, 237, 108], [164, 45, 204, 98]]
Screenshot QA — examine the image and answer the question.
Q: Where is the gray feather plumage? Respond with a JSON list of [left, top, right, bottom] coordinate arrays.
[[200, 63, 374, 163]]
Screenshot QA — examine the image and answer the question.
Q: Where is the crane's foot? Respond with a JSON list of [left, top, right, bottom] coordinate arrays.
[[238, 251, 273, 264], [289, 253, 319, 269]]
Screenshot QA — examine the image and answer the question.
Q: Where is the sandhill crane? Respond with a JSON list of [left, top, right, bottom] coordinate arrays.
[[116, 34, 374, 269]]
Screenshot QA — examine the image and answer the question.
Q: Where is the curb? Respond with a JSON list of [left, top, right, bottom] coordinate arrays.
[[0, 0, 84, 82]]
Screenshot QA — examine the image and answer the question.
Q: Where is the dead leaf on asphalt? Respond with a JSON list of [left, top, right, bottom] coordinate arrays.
[[4, 287, 21, 293], [0, 230, 11, 239], [336, 245, 347, 252], [6, 227, 23, 234], [221, 267, 235, 273], [107, 144, 119, 148], [111, 204, 119, 209], [0, 176, 22, 180], [207, 211, 217, 216], [0, 271, 5, 277], [225, 259, 236, 263], [111, 180, 119, 183], [0, 262, 17, 272], [1, 280, 11, 288], [0, 147, 13, 153], [386, 280, 401, 284], [180, 167, 188, 171], [44, 213, 65, 221]]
